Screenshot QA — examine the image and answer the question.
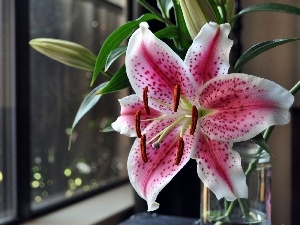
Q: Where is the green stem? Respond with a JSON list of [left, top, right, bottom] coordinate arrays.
[[290, 80, 300, 95], [245, 146, 263, 178], [263, 126, 274, 143], [215, 200, 237, 221], [218, 199, 250, 222], [237, 198, 250, 218]]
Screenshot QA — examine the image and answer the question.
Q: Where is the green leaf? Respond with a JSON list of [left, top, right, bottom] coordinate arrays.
[[68, 82, 108, 149], [233, 3, 300, 22], [137, 0, 173, 25], [157, 0, 173, 19], [105, 46, 127, 71], [251, 133, 271, 155], [98, 65, 129, 95], [100, 125, 115, 133], [155, 26, 179, 39], [92, 13, 162, 85], [172, 0, 191, 49], [29, 38, 96, 71], [234, 38, 300, 72]]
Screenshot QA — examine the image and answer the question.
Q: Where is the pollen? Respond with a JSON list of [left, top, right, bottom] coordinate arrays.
[[143, 86, 150, 115], [140, 134, 148, 163], [135, 109, 142, 138], [173, 84, 180, 112], [175, 137, 184, 165], [190, 105, 198, 135]]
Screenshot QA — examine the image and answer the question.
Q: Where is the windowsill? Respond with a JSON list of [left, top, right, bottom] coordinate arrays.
[[21, 183, 134, 225]]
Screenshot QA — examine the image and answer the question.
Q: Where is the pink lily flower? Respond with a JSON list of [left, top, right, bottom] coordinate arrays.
[[111, 22, 294, 211]]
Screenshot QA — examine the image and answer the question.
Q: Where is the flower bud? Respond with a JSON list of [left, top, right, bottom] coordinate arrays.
[[29, 38, 96, 71], [179, 0, 216, 38]]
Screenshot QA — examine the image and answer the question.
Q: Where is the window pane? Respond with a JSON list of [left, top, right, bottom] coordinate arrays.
[[0, 0, 16, 222], [29, 0, 130, 209]]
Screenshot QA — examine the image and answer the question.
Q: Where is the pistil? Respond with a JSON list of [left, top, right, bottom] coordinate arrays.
[[140, 134, 148, 163], [175, 137, 184, 165], [173, 84, 181, 112], [150, 116, 185, 149], [190, 105, 198, 135], [143, 86, 150, 115], [135, 109, 142, 138]]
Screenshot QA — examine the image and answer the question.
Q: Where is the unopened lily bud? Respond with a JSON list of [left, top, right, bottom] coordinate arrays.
[[179, 0, 216, 38], [29, 38, 96, 71]]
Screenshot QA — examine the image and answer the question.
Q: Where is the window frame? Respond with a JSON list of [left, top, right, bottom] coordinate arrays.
[[8, 0, 135, 224]]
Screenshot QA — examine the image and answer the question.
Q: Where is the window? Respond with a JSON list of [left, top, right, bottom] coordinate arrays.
[[0, 0, 16, 223], [0, 0, 131, 224], [29, 0, 130, 210]]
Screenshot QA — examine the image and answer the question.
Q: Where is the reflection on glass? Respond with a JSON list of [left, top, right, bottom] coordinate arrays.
[[29, 0, 130, 209], [0, 0, 16, 222]]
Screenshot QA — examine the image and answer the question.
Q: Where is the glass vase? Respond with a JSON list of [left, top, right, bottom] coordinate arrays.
[[200, 141, 271, 225]]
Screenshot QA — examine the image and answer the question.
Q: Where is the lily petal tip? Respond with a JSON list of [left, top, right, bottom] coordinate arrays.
[[139, 22, 149, 29]]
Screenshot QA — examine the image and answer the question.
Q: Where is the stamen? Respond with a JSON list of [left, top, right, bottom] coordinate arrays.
[[173, 84, 180, 112], [190, 105, 198, 135], [143, 86, 150, 115], [140, 134, 148, 163], [175, 137, 184, 165], [135, 110, 142, 138]]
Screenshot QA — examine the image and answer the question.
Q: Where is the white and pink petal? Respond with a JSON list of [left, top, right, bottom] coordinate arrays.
[[185, 22, 232, 88], [111, 94, 161, 137], [128, 119, 192, 211], [199, 73, 294, 142], [126, 22, 197, 112], [191, 129, 248, 200]]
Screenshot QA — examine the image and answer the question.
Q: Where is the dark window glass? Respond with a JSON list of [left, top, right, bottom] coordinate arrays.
[[0, 0, 17, 222], [29, 0, 130, 210]]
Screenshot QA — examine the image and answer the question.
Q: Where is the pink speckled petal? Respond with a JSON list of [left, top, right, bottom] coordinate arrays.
[[126, 22, 197, 112], [199, 73, 294, 142], [111, 94, 161, 137], [185, 22, 232, 89], [128, 120, 192, 211], [192, 131, 248, 201]]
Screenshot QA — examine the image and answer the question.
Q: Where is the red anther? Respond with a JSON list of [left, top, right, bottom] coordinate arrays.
[[143, 86, 150, 115], [135, 109, 142, 138], [190, 105, 198, 135], [175, 137, 184, 165], [173, 84, 181, 112], [140, 134, 148, 163]]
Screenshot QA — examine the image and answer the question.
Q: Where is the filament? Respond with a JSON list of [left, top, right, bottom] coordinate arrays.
[[151, 116, 185, 147]]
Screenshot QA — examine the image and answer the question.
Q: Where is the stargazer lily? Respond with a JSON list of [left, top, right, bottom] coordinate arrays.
[[111, 22, 294, 211]]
